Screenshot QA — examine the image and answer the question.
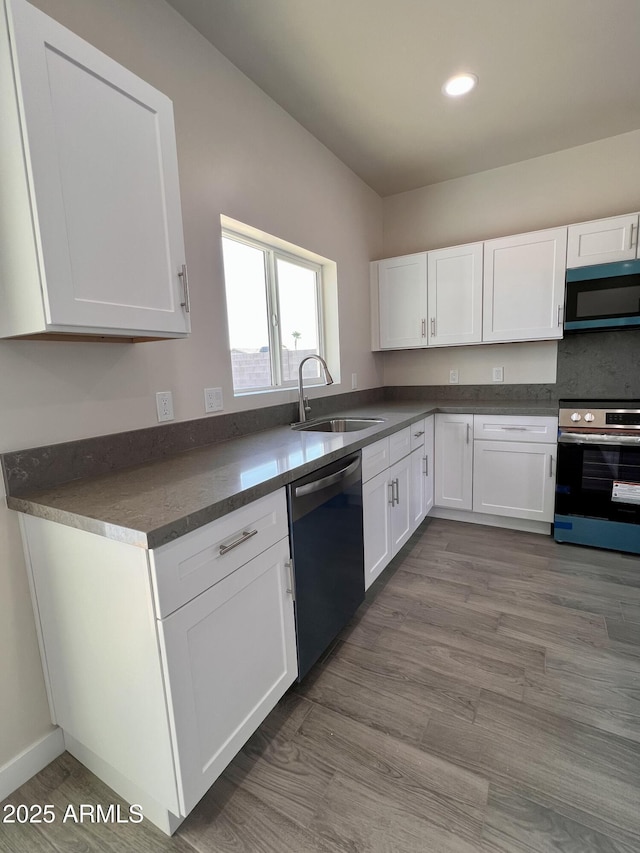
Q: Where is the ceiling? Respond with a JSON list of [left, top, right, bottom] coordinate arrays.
[[165, 0, 640, 197]]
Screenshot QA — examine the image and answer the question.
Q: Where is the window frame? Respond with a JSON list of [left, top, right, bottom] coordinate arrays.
[[222, 228, 326, 395]]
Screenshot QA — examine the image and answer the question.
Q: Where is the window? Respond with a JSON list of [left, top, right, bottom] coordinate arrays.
[[222, 229, 326, 394]]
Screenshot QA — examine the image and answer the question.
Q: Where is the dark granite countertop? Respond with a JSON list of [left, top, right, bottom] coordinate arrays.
[[6, 399, 558, 548]]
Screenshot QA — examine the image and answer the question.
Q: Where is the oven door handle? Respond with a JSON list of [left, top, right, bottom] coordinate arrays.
[[559, 432, 640, 445]]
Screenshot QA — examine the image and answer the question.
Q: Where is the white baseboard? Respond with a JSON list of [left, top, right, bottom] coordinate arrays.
[[0, 728, 65, 802], [430, 507, 551, 535]]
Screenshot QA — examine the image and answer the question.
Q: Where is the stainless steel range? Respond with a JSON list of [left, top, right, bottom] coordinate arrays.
[[555, 399, 640, 554]]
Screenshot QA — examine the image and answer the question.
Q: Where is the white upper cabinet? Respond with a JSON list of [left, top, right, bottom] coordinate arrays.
[[376, 253, 427, 349], [0, 0, 190, 340], [567, 213, 639, 268], [427, 243, 483, 346], [482, 227, 567, 342]]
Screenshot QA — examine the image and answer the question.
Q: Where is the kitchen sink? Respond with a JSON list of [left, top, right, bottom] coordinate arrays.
[[292, 417, 385, 433]]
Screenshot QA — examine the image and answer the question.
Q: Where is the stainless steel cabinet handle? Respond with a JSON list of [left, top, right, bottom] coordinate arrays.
[[421, 318, 426, 338], [393, 477, 399, 505], [285, 559, 295, 598], [295, 457, 360, 496], [178, 264, 190, 313], [502, 426, 528, 431], [430, 317, 436, 337], [423, 455, 428, 476], [388, 481, 395, 506], [219, 528, 258, 555], [631, 222, 637, 250], [466, 423, 471, 444], [414, 430, 425, 438], [549, 455, 554, 478], [557, 304, 563, 327]]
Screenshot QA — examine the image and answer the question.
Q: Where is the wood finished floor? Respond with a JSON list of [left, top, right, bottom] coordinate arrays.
[[3, 518, 640, 852]]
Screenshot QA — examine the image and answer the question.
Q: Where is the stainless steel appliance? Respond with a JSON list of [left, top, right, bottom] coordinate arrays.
[[287, 452, 364, 680], [555, 399, 640, 554], [564, 259, 640, 332]]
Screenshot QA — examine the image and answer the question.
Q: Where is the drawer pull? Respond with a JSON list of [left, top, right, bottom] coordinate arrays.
[[219, 528, 259, 555], [501, 426, 528, 431], [414, 430, 424, 438]]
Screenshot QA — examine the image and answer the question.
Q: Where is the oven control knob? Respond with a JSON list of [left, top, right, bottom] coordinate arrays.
[[570, 412, 582, 422], [584, 412, 595, 422]]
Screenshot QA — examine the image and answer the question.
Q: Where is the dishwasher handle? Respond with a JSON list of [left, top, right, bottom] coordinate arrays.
[[295, 457, 360, 497]]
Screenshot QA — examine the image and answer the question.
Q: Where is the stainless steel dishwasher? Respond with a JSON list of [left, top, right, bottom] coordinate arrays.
[[287, 452, 364, 680]]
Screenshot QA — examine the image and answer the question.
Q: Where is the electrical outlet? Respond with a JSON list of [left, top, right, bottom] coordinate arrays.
[[156, 391, 174, 422], [351, 373, 358, 390], [204, 387, 223, 413], [492, 366, 504, 382], [449, 368, 459, 384]]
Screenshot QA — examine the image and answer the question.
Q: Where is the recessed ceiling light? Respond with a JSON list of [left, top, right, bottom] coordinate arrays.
[[443, 73, 478, 97]]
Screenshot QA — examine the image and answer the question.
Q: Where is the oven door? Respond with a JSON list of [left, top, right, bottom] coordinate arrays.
[[555, 432, 640, 553]]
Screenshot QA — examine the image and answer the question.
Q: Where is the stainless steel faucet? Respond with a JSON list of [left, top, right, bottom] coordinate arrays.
[[297, 355, 334, 423]]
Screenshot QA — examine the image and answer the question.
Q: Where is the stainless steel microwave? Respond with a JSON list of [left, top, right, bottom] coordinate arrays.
[[564, 259, 640, 332]]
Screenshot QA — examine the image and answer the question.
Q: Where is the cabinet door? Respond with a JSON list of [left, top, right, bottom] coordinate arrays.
[[6, 0, 189, 336], [473, 440, 556, 522], [377, 254, 428, 349], [389, 454, 412, 554], [423, 415, 435, 516], [435, 414, 473, 510], [363, 468, 392, 590], [158, 537, 297, 815], [483, 228, 567, 342], [409, 447, 426, 532], [567, 214, 639, 268], [428, 243, 483, 345]]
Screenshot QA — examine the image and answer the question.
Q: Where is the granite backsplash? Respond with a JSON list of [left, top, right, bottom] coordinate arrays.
[[556, 327, 640, 399], [3, 328, 638, 497]]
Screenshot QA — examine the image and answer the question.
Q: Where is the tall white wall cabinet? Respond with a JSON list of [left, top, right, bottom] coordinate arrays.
[[0, 0, 190, 340]]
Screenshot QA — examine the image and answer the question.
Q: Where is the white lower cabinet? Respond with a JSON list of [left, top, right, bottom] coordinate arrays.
[[434, 414, 474, 510], [389, 454, 412, 555], [363, 423, 431, 590], [434, 413, 558, 528], [20, 489, 296, 835], [410, 416, 434, 528], [158, 536, 297, 815], [473, 440, 556, 522], [363, 466, 393, 587]]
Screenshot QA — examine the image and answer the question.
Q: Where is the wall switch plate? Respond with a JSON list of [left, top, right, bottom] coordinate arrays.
[[449, 369, 459, 384], [156, 391, 174, 422], [351, 373, 358, 390], [492, 366, 504, 382], [204, 387, 223, 413]]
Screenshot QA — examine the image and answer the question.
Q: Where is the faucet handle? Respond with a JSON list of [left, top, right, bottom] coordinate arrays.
[[304, 396, 311, 415]]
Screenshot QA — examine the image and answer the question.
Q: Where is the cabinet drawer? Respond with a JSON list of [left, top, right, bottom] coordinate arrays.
[[389, 427, 412, 464], [150, 490, 288, 618], [473, 415, 558, 444], [362, 437, 390, 483], [410, 419, 426, 452]]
